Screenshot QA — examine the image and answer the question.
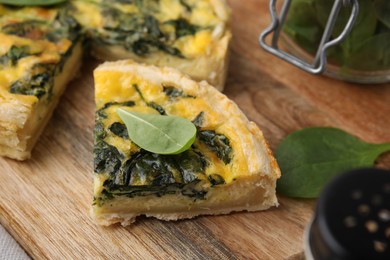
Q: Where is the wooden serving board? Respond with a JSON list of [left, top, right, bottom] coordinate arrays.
[[1, 0, 389, 258]]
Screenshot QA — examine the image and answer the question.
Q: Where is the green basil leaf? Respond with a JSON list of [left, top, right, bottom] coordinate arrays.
[[0, 0, 66, 6], [117, 108, 196, 155], [276, 127, 390, 198]]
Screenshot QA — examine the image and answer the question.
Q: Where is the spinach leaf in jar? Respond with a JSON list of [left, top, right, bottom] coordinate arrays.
[[374, 0, 390, 28], [283, 0, 323, 53]]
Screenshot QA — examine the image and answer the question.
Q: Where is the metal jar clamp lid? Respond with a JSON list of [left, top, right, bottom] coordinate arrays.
[[259, 0, 360, 74]]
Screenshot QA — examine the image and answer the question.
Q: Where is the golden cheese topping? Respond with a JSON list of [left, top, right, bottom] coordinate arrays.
[[71, 1, 103, 29], [0, 6, 57, 23]]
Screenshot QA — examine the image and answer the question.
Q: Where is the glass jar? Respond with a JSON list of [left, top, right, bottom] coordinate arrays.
[[260, 0, 390, 84]]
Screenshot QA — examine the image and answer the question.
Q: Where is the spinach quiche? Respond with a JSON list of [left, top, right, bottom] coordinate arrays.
[[0, 4, 83, 160], [93, 60, 280, 226], [72, 0, 231, 91], [0, 0, 231, 160]]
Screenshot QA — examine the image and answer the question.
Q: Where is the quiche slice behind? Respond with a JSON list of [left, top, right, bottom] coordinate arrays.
[[93, 60, 281, 226], [0, 5, 83, 160], [72, 0, 231, 91]]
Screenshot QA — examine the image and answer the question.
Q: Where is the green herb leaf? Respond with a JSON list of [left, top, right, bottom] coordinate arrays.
[[0, 0, 67, 6], [276, 127, 390, 198], [117, 108, 197, 154]]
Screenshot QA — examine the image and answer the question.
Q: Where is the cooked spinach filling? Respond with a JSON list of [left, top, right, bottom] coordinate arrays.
[[166, 18, 199, 39], [208, 174, 225, 186], [94, 98, 233, 205], [94, 121, 106, 142], [97, 100, 136, 119], [192, 111, 205, 128], [0, 45, 32, 66], [47, 4, 81, 42], [107, 149, 207, 186], [198, 130, 233, 164], [109, 122, 129, 139], [1, 4, 80, 42], [89, 0, 202, 58], [95, 180, 208, 206], [95, 6, 185, 58], [1, 4, 82, 99], [9, 63, 56, 99], [163, 84, 195, 100], [133, 84, 167, 114], [192, 112, 233, 164], [94, 140, 123, 175], [8, 43, 78, 100]]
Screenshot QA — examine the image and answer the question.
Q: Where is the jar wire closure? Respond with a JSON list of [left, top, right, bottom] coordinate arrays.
[[259, 0, 359, 74]]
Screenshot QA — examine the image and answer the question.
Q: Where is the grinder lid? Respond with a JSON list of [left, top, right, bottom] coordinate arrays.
[[307, 168, 390, 260]]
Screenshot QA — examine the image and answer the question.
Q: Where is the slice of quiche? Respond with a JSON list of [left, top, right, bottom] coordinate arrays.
[[72, 0, 231, 91], [0, 4, 83, 160], [92, 60, 281, 226]]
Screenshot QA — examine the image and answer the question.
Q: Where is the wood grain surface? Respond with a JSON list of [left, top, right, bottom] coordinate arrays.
[[1, 0, 389, 259]]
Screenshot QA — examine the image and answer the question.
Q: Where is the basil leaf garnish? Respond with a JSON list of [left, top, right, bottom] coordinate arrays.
[[117, 108, 197, 155], [276, 127, 390, 198], [0, 0, 66, 6]]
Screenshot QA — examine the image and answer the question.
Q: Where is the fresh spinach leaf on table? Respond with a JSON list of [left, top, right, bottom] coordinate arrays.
[[276, 127, 390, 198]]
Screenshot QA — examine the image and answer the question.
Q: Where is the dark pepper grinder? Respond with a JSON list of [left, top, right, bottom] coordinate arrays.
[[305, 168, 390, 260]]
